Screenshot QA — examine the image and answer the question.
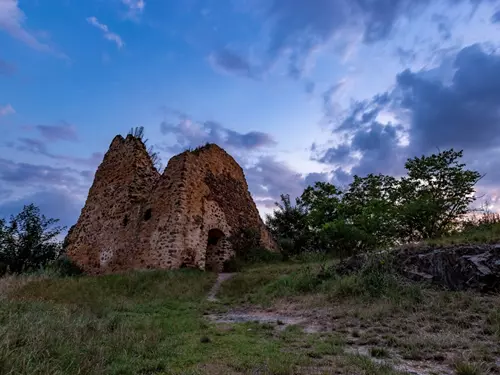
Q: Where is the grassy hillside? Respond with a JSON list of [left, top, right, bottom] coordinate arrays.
[[1, 260, 499, 375]]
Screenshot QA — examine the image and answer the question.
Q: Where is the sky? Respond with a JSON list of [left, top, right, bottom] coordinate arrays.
[[2, 0, 500, 229]]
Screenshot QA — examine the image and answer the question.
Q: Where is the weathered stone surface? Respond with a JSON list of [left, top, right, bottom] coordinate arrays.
[[337, 244, 500, 292], [66, 135, 276, 274], [396, 244, 500, 292]]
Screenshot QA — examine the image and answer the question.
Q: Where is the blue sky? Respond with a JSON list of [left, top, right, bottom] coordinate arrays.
[[2, 0, 500, 228]]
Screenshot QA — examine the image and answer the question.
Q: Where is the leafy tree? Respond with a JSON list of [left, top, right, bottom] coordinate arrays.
[[398, 149, 481, 240], [0, 204, 65, 274], [265, 194, 311, 255], [266, 148, 482, 258], [300, 182, 343, 229], [341, 174, 400, 249]]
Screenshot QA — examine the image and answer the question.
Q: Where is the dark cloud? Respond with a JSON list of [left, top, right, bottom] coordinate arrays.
[[305, 81, 316, 94], [0, 158, 92, 228], [315, 42, 500, 187], [209, 48, 260, 79], [211, 0, 483, 80], [0, 158, 93, 192], [36, 121, 79, 142], [491, 9, 500, 22], [14, 138, 102, 167], [431, 14, 452, 40], [0, 189, 83, 229], [317, 143, 353, 164], [397, 43, 500, 154], [322, 81, 346, 119], [159, 112, 276, 153], [0, 58, 16, 76], [304, 172, 329, 187], [395, 47, 417, 65], [244, 156, 346, 209], [332, 92, 391, 130], [0, 188, 12, 201], [245, 156, 308, 202]]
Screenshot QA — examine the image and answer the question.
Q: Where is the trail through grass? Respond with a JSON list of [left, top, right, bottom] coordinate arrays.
[[2, 261, 499, 375]]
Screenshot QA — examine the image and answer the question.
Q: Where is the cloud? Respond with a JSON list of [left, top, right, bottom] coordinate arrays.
[[0, 189, 83, 229], [315, 42, 500, 190], [431, 14, 452, 40], [36, 121, 79, 142], [0, 0, 65, 57], [0, 58, 16, 75], [322, 80, 347, 119], [244, 155, 350, 210], [316, 143, 353, 164], [211, 0, 483, 80], [86, 17, 124, 48], [121, 0, 145, 19], [0, 104, 15, 116], [491, 9, 500, 23], [159, 111, 276, 153], [395, 47, 417, 65], [208, 48, 260, 79], [0, 158, 93, 228], [397, 43, 500, 154], [13, 138, 103, 167], [0, 158, 90, 188], [245, 156, 305, 200]]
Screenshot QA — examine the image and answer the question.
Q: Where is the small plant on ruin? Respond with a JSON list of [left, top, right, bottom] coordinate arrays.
[[128, 126, 163, 171]]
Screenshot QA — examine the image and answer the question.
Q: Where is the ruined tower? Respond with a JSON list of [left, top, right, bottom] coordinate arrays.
[[65, 134, 276, 274]]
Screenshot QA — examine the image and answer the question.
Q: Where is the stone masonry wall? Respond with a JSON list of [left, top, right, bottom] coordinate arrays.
[[66, 138, 276, 274]]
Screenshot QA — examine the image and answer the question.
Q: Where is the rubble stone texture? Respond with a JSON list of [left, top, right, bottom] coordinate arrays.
[[66, 135, 276, 274]]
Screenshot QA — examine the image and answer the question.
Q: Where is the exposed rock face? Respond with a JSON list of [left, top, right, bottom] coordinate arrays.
[[396, 245, 500, 292], [337, 244, 500, 292], [66, 135, 276, 274]]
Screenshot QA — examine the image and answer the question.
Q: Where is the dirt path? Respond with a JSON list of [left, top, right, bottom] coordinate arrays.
[[207, 273, 236, 302]]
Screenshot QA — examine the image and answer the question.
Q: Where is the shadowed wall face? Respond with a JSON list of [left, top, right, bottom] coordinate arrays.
[[65, 137, 276, 274]]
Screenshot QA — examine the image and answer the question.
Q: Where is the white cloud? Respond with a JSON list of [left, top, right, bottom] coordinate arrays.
[[122, 0, 145, 20], [0, 0, 64, 57], [0, 104, 15, 117], [86, 16, 124, 49]]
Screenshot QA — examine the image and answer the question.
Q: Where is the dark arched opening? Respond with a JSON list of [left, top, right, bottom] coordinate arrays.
[[205, 229, 225, 271]]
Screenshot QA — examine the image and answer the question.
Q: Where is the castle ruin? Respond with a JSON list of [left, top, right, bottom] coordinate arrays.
[[65, 134, 276, 274]]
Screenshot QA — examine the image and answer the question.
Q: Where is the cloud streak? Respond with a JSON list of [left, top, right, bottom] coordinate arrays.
[[36, 121, 79, 142], [159, 110, 276, 153], [122, 0, 145, 19], [0, 0, 65, 57], [0, 104, 15, 117], [87, 17, 124, 49]]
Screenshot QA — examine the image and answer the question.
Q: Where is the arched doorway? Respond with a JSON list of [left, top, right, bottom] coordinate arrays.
[[205, 228, 225, 271]]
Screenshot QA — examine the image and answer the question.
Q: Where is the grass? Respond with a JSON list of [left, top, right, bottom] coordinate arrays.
[[1, 257, 499, 374], [219, 258, 423, 308], [427, 221, 500, 246], [370, 347, 389, 358], [454, 361, 484, 375]]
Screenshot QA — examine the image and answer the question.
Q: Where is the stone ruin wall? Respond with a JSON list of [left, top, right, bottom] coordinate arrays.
[[66, 135, 276, 274]]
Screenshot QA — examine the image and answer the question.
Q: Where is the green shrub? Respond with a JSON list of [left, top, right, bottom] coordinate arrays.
[[454, 361, 483, 375], [223, 246, 283, 272], [45, 255, 84, 277], [370, 347, 389, 358], [0, 204, 65, 274]]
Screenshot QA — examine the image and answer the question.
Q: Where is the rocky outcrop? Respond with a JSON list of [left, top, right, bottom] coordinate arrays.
[[66, 136, 276, 274], [337, 244, 500, 292], [396, 244, 500, 292]]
